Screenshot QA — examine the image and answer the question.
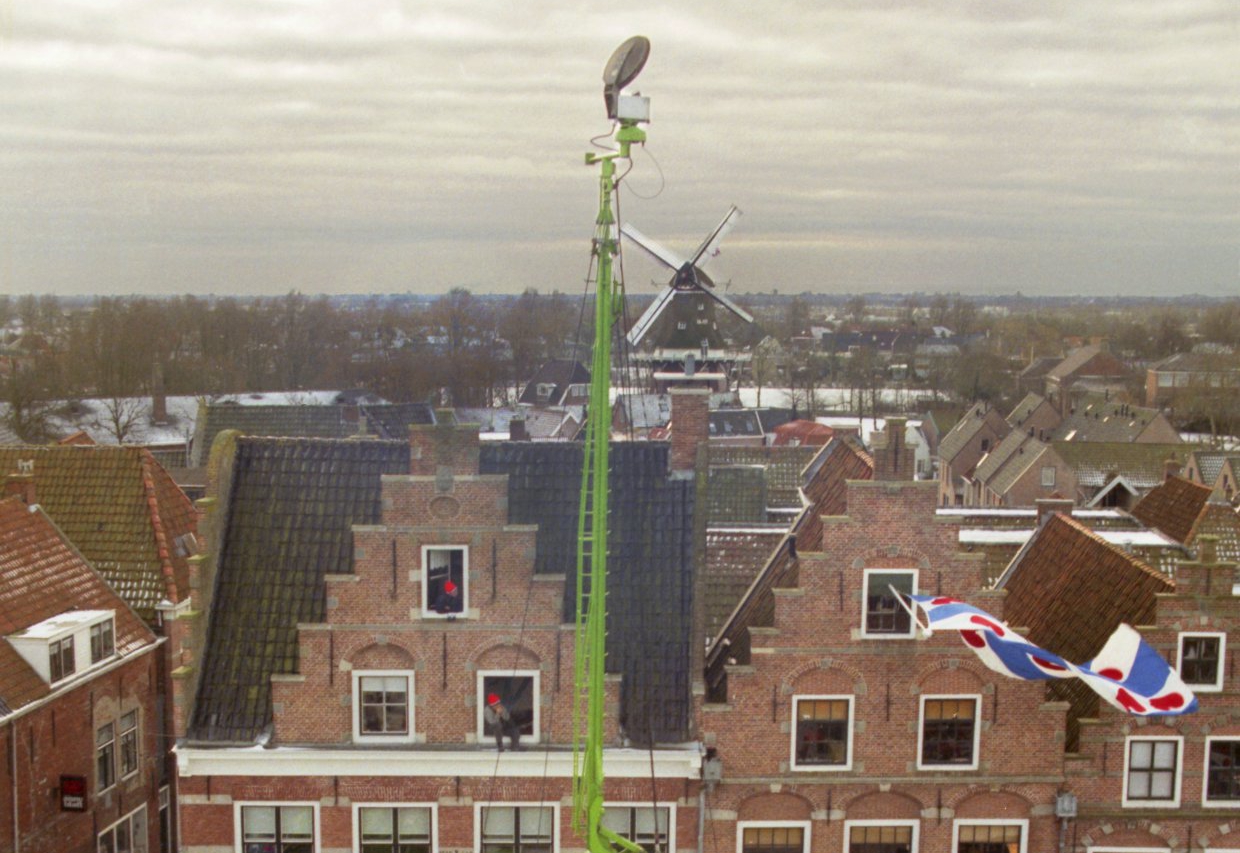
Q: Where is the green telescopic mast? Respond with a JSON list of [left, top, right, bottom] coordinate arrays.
[[572, 36, 652, 853]]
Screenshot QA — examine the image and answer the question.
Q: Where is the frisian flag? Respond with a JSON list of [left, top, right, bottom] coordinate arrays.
[[898, 593, 1198, 717]]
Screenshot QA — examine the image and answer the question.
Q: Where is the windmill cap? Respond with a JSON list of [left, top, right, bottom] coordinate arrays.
[[487, 693, 501, 706], [444, 581, 457, 594]]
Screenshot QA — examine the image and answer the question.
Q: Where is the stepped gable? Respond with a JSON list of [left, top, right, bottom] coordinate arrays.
[[0, 445, 197, 620], [187, 437, 410, 743], [796, 434, 873, 550], [478, 441, 696, 743], [1187, 501, 1240, 564], [0, 497, 154, 714], [1131, 474, 1212, 543]]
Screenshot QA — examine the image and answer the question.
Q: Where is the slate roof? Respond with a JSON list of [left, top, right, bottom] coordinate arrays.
[[187, 438, 411, 743], [1131, 475, 1213, 544], [1053, 441, 1190, 490], [997, 512, 1174, 741], [1192, 452, 1234, 487], [708, 409, 764, 440], [938, 405, 1005, 465], [480, 441, 696, 743], [192, 402, 435, 465], [518, 360, 590, 406], [706, 445, 820, 509], [1046, 345, 1130, 381], [1051, 398, 1174, 443], [0, 446, 198, 621], [986, 438, 1052, 497], [703, 526, 787, 640], [0, 498, 156, 716], [1006, 393, 1047, 427], [973, 431, 1041, 488], [705, 466, 768, 524], [1188, 501, 1240, 565]]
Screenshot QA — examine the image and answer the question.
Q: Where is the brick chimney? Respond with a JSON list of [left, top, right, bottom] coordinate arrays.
[[1035, 497, 1074, 526], [872, 417, 914, 481], [1164, 455, 1182, 481], [669, 388, 710, 473], [409, 416, 481, 478], [509, 417, 528, 442], [151, 363, 168, 426], [4, 464, 36, 506]]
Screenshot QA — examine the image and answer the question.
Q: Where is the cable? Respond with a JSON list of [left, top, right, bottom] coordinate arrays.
[[623, 146, 665, 201]]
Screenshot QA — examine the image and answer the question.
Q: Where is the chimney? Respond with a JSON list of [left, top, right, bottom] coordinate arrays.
[[872, 417, 913, 481], [669, 388, 710, 474], [5, 464, 36, 506], [408, 416, 481, 479], [151, 363, 168, 426], [509, 417, 528, 442], [1164, 456, 1182, 482], [1035, 497, 1074, 526]]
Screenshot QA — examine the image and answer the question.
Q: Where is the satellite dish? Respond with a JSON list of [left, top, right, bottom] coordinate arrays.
[[603, 36, 650, 119]]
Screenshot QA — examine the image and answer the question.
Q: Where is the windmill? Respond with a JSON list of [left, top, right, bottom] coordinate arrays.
[[623, 206, 757, 352]]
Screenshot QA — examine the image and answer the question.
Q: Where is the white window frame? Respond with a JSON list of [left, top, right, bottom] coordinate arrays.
[[601, 802, 676, 853], [917, 694, 981, 771], [476, 670, 540, 744], [474, 802, 559, 853], [790, 694, 854, 772], [1203, 736, 1240, 809], [97, 720, 117, 792], [119, 708, 140, 780], [1041, 466, 1056, 487], [952, 819, 1027, 853], [1086, 848, 1170, 853], [91, 617, 116, 664], [843, 820, 918, 853], [736, 820, 811, 853], [1178, 631, 1225, 692], [861, 568, 918, 639], [234, 801, 320, 853], [99, 804, 149, 853], [353, 670, 417, 745], [1122, 735, 1183, 808], [353, 802, 437, 853], [421, 545, 469, 619]]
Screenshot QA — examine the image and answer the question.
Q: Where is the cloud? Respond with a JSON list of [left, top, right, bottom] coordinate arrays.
[[0, 0, 1235, 297]]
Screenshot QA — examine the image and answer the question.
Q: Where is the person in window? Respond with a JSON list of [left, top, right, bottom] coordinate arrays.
[[434, 580, 463, 619], [485, 693, 521, 752]]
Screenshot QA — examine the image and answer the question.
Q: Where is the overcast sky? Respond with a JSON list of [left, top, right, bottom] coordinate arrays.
[[1, 0, 1236, 299]]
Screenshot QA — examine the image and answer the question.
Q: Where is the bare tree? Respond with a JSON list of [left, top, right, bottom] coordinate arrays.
[[96, 396, 145, 444]]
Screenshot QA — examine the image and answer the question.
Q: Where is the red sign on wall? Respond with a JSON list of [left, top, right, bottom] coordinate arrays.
[[60, 775, 87, 812]]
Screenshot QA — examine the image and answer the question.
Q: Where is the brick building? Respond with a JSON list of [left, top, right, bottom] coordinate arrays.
[[704, 423, 1065, 853], [175, 425, 699, 852], [0, 496, 165, 853]]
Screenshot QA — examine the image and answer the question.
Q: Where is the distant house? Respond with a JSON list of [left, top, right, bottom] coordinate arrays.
[[1131, 474, 1240, 562], [966, 431, 1075, 507], [1145, 350, 1240, 408], [1050, 395, 1180, 443], [1005, 392, 1061, 440], [517, 359, 590, 408], [1044, 344, 1134, 415], [937, 403, 1010, 506], [1052, 441, 1192, 507]]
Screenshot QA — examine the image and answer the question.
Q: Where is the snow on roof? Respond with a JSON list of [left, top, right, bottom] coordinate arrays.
[[959, 528, 1177, 547]]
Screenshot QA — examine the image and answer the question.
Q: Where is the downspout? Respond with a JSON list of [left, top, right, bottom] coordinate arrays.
[[696, 788, 705, 853], [9, 721, 18, 853]]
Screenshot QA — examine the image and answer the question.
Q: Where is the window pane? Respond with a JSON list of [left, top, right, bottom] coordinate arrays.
[[1152, 741, 1177, 769], [1150, 772, 1173, 799], [242, 806, 277, 841], [600, 809, 629, 836], [361, 807, 394, 840], [281, 806, 313, 839], [483, 807, 515, 841], [866, 573, 913, 633], [398, 807, 431, 840], [1130, 741, 1152, 767], [132, 809, 148, 853], [520, 807, 552, 841]]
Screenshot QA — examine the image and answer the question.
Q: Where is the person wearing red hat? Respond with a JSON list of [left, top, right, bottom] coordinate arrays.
[[484, 693, 521, 751], [433, 579, 463, 619]]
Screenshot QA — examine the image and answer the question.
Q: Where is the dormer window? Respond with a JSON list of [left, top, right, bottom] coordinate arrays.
[[91, 619, 115, 663], [50, 636, 75, 682]]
